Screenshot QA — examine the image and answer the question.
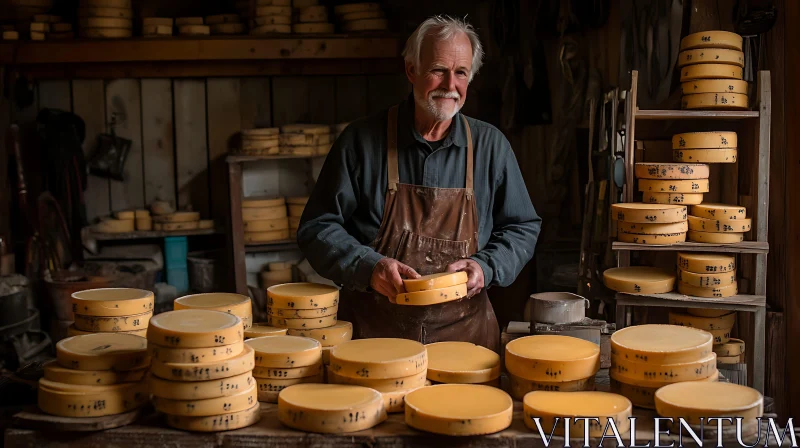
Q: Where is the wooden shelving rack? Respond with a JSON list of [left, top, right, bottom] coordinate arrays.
[[614, 70, 771, 393]]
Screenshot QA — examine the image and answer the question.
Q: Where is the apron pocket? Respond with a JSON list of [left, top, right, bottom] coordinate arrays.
[[394, 230, 470, 275]]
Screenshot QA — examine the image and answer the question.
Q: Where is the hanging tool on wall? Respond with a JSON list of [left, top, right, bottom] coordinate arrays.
[[87, 112, 132, 181]]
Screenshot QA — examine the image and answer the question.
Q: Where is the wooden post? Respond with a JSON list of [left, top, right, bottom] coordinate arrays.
[[228, 161, 247, 295]]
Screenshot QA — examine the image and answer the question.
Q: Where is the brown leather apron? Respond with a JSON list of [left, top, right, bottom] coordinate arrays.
[[337, 105, 501, 353]]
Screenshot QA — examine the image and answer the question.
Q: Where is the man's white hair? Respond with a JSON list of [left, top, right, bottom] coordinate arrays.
[[401, 15, 484, 82]]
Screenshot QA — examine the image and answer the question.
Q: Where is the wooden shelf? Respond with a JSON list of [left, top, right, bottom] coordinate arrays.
[[612, 240, 768, 254], [615, 292, 766, 310], [88, 228, 220, 241], [244, 240, 298, 253], [227, 154, 323, 163], [635, 109, 760, 120]]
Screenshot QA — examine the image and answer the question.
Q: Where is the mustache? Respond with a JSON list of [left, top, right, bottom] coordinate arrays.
[[429, 90, 460, 100]]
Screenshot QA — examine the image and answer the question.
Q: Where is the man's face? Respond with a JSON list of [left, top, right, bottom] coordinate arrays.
[[407, 31, 473, 122]]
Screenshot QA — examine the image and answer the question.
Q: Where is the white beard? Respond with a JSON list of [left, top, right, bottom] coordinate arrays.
[[414, 88, 462, 121]]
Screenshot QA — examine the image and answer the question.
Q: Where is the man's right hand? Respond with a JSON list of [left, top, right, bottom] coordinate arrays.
[[370, 258, 420, 303]]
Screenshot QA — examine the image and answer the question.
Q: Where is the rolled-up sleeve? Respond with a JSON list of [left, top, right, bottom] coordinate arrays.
[[470, 140, 542, 288], [296, 131, 384, 292]]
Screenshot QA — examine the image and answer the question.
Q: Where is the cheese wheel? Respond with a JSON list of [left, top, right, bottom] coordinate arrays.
[[687, 230, 744, 243], [256, 5, 291, 16], [610, 367, 719, 391], [287, 196, 309, 205], [691, 203, 747, 221], [56, 333, 149, 371], [150, 372, 255, 400], [523, 391, 632, 438], [717, 354, 742, 363], [688, 216, 751, 233], [688, 308, 733, 317], [244, 323, 287, 339], [643, 192, 704, 205], [611, 375, 721, 410], [174, 293, 252, 322], [79, 6, 132, 18], [30, 22, 50, 32], [680, 31, 743, 51], [38, 380, 148, 417], [298, 5, 327, 22], [94, 219, 135, 233], [678, 49, 744, 67], [505, 335, 599, 382], [602, 267, 676, 294], [680, 64, 743, 81], [278, 384, 386, 433], [150, 344, 255, 381], [267, 283, 339, 309], [246, 335, 321, 368], [255, 374, 323, 395], [254, 15, 291, 26], [333, 2, 381, 15], [286, 320, 353, 347], [280, 145, 315, 156], [43, 361, 146, 386], [403, 271, 468, 293], [616, 220, 688, 235], [243, 218, 289, 233], [166, 403, 261, 431], [241, 127, 279, 137], [710, 327, 732, 344], [279, 133, 316, 146], [678, 281, 738, 298], [328, 368, 426, 392], [395, 283, 468, 306], [673, 148, 738, 163], [638, 178, 710, 193], [404, 384, 513, 436], [242, 196, 285, 208], [80, 27, 133, 38], [610, 324, 713, 364], [179, 24, 210, 35], [293, 23, 334, 33], [508, 373, 595, 400], [280, 124, 329, 135], [668, 310, 736, 330], [251, 24, 292, 34], [682, 93, 748, 110], [268, 305, 336, 319], [153, 211, 201, 223], [342, 18, 388, 31], [424, 342, 500, 384], [3, 31, 19, 40], [341, 10, 384, 21], [382, 387, 421, 413], [73, 310, 152, 332], [681, 79, 749, 94], [175, 16, 203, 25], [634, 163, 710, 180], [677, 268, 736, 287], [610, 203, 686, 223], [205, 13, 240, 24], [241, 205, 287, 221], [113, 210, 133, 220], [261, 269, 293, 285], [616, 231, 687, 245], [135, 217, 153, 230], [677, 252, 735, 273], [269, 261, 297, 270], [162, 221, 199, 231], [154, 384, 257, 416], [66, 325, 147, 338], [330, 338, 426, 379], [147, 309, 243, 348], [654, 382, 761, 426], [148, 341, 244, 364], [611, 352, 717, 383], [287, 204, 305, 217], [80, 17, 131, 28], [142, 17, 173, 26], [198, 219, 214, 230], [212, 23, 245, 34], [265, 313, 337, 329], [714, 338, 745, 356], [244, 229, 290, 244], [30, 31, 46, 41], [252, 361, 322, 379], [289, 216, 301, 227]]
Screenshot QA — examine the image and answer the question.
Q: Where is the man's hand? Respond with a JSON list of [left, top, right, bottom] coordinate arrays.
[[446, 258, 484, 298], [370, 258, 421, 303]]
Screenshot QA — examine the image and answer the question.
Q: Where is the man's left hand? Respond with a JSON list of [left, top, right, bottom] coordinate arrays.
[[446, 258, 484, 298]]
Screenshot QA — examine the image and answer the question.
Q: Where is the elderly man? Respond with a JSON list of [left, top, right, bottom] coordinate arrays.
[[297, 16, 541, 352]]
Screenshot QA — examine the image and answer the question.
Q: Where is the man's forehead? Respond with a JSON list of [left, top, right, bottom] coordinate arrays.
[[420, 32, 473, 63]]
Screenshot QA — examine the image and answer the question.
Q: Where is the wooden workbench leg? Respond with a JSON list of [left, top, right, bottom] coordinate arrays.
[[229, 162, 247, 295], [754, 307, 766, 393]]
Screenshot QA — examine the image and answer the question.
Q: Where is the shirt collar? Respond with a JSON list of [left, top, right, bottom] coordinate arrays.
[[397, 93, 468, 151]]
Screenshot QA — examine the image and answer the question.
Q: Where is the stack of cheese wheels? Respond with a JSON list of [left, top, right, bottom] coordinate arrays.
[[78, 0, 133, 39], [147, 309, 261, 432], [611, 203, 688, 245], [175, 17, 209, 36], [289, 320, 352, 370], [238, 127, 279, 155], [279, 124, 332, 156], [174, 293, 254, 330], [293, 5, 333, 34], [206, 13, 245, 35], [244, 323, 287, 339], [286, 197, 308, 238], [151, 211, 203, 232], [655, 382, 763, 436], [246, 335, 323, 403], [260, 260, 297, 289], [30, 15, 73, 40], [396, 271, 469, 306], [328, 338, 427, 413], [688, 203, 750, 244], [425, 341, 500, 387], [609, 324, 718, 409], [673, 131, 738, 165], [142, 17, 173, 37], [242, 196, 289, 245], [249, 1, 292, 35], [713, 336, 745, 363], [669, 308, 735, 348], [93, 210, 136, 234], [266, 283, 341, 336], [133, 209, 152, 230], [334, 3, 387, 32], [603, 266, 677, 294], [28, 21, 47, 41], [523, 391, 633, 439], [405, 384, 513, 435], [678, 31, 747, 110], [676, 251, 738, 298], [278, 383, 387, 433], [636, 162, 709, 205], [504, 335, 600, 400], [39, 333, 149, 417], [69, 288, 154, 338]]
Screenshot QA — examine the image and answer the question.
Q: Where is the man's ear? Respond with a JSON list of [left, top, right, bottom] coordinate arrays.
[[405, 62, 416, 85]]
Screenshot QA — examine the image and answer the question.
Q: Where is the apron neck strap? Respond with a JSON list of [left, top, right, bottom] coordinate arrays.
[[461, 115, 474, 194]]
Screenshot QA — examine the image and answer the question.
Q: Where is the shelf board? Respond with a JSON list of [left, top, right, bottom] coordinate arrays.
[[227, 154, 323, 163], [245, 240, 298, 253], [616, 292, 766, 310], [88, 228, 219, 241], [635, 109, 760, 120], [612, 241, 768, 254]]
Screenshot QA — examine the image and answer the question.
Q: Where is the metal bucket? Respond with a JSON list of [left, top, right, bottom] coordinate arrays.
[[187, 250, 226, 293], [44, 271, 112, 321]]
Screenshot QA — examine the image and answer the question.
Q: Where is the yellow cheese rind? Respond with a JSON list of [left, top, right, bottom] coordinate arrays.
[[56, 333, 149, 371], [508, 373, 595, 400], [72, 288, 154, 317], [638, 178, 710, 193], [682, 93, 749, 110], [611, 352, 717, 383], [268, 305, 336, 319], [681, 79, 749, 94], [680, 31, 743, 51], [286, 196, 309, 205], [673, 148, 738, 163], [278, 384, 387, 433], [522, 391, 632, 438], [677, 268, 736, 287], [286, 320, 352, 347], [178, 24, 210, 35], [241, 127, 280, 137], [678, 252, 736, 273], [288, 204, 306, 217], [672, 131, 737, 149], [243, 217, 289, 232], [149, 341, 244, 364], [643, 192, 704, 205], [505, 335, 600, 382], [404, 384, 513, 436], [252, 361, 323, 379], [425, 342, 500, 384], [255, 374, 323, 395], [246, 335, 322, 368], [242, 196, 285, 208], [265, 314, 336, 330], [244, 324, 287, 339], [150, 372, 255, 400], [610, 370, 720, 409], [602, 267, 676, 294], [67, 325, 147, 338], [691, 203, 747, 221], [403, 271, 468, 293], [38, 380, 148, 417], [328, 368, 427, 392], [688, 308, 732, 317], [147, 309, 243, 348], [617, 220, 688, 235], [245, 229, 290, 244], [610, 367, 719, 389], [708, 327, 732, 344], [330, 338, 427, 379], [714, 338, 745, 356], [654, 382, 762, 426], [150, 344, 255, 381], [610, 324, 713, 364], [152, 211, 201, 223], [174, 293, 252, 322], [153, 384, 257, 416], [616, 231, 687, 245], [634, 163, 710, 180], [382, 387, 421, 413], [115, 210, 135, 219], [687, 230, 744, 244], [43, 361, 146, 386], [610, 203, 687, 223], [266, 283, 339, 309], [677, 49, 744, 67], [395, 283, 468, 306], [241, 205, 287, 221], [680, 64, 743, 81], [166, 403, 261, 431], [73, 310, 152, 332], [162, 221, 199, 231]]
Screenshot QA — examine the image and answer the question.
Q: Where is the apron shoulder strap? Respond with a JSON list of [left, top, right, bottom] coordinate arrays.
[[461, 115, 474, 197], [387, 105, 399, 192]]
